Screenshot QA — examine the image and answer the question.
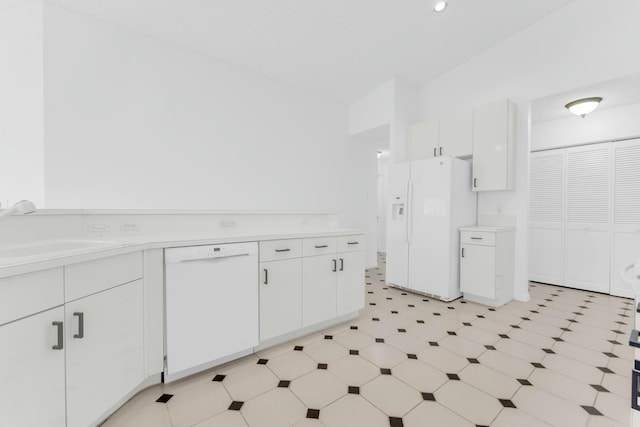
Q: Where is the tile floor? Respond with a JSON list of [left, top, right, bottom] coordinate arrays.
[[102, 253, 634, 427]]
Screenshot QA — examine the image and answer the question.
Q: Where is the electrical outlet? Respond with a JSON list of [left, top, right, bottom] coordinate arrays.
[[88, 222, 110, 233], [220, 219, 235, 228], [120, 222, 140, 232]]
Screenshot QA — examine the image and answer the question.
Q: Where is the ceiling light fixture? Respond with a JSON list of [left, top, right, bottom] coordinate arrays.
[[564, 97, 603, 118], [433, 1, 447, 13]]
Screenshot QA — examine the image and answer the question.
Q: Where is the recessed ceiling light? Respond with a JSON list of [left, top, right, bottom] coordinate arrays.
[[433, 1, 448, 13], [565, 97, 603, 118]]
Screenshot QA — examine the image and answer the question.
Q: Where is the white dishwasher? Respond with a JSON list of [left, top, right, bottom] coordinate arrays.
[[164, 242, 259, 382]]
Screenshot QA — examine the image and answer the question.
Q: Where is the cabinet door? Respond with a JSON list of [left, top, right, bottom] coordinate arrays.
[[611, 139, 640, 298], [407, 121, 439, 160], [0, 307, 66, 427], [66, 280, 144, 427], [260, 259, 302, 341], [529, 150, 565, 285], [472, 99, 515, 191], [460, 244, 496, 299], [564, 144, 610, 294], [439, 110, 473, 158], [336, 251, 365, 316], [302, 255, 337, 327]]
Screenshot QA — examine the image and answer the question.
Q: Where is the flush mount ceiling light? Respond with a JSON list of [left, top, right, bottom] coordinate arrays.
[[433, 1, 448, 13], [565, 97, 603, 118]]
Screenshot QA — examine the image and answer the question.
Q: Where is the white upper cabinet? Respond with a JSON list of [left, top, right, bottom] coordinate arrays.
[[472, 99, 516, 191], [407, 111, 473, 161], [407, 120, 439, 160], [439, 109, 473, 158]]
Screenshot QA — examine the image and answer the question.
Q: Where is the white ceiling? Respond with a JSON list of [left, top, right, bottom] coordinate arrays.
[[531, 72, 640, 124], [48, 0, 576, 103]]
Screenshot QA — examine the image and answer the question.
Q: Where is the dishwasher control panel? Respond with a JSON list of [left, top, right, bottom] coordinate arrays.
[[165, 242, 258, 264]]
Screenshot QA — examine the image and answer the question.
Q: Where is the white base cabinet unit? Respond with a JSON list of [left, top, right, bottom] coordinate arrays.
[[259, 239, 303, 341], [459, 226, 515, 307], [0, 306, 66, 427], [65, 279, 144, 427], [301, 236, 365, 328]]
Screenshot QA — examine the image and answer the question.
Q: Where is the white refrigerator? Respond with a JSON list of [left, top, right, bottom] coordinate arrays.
[[386, 157, 477, 301]]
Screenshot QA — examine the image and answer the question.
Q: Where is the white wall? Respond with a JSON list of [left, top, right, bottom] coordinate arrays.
[[41, 3, 377, 266], [418, 0, 640, 301], [532, 102, 640, 151], [0, 0, 44, 208], [348, 80, 394, 136]]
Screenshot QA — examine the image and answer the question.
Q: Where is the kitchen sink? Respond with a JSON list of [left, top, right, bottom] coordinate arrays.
[[0, 240, 125, 259]]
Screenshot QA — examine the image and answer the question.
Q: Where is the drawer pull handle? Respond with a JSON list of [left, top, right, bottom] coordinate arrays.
[[630, 329, 640, 348], [433, 148, 437, 157], [340, 258, 344, 271], [461, 248, 465, 258], [473, 178, 477, 188], [275, 249, 291, 253], [439, 147, 443, 156], [470, 237, 483, 240], [315, 245, 328, 249], [52, 321, 63, 350], [264, 269, 268, 285], [73, 312, 84, 339], [347, 241, 359, 245], [332, 259, 337, 272]]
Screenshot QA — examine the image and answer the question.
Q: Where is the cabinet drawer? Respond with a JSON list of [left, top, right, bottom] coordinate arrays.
[[65, 252, 143, 302], [461, 231, 495, 246], [259, 239, 302, 262], [303, 237, 337, 257], [0, 268, 64, 325], [336, 235, 365, 253]]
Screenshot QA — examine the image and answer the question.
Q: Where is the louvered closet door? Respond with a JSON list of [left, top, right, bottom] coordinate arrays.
[[611, 138, 640, 298], [564, 143, 611, 293], [529, 150, 564, 285]]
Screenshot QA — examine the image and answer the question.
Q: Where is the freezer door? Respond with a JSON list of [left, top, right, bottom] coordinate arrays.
[[408, 157, 452, 297], [386, 162, 410, 288]]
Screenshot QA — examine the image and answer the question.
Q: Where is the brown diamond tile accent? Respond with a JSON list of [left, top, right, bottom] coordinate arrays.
[[156, 394, 173, 403], [381, 368, 392, 375], [278, 380, 290, 388], [318, 363, 328, 370], [348, 386, 360, 394], [590, 384, 609, 392], [307, 409, 320, 419], [422, 392, 436, 401], [581, 406, 603, 415], [499, 399, 516, 408], [212, 375, 226, 382], [228, 401, 244, 411], [257, 359, 268, 365], [518, 379, 532, 386], [447, 373, 460, 380], [389, 416, 404, 427]]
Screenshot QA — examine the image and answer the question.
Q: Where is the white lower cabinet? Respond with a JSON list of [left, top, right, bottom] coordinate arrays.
[[259, 259, 302, 341], [302, 254, 338, 327], [459, 227, 515, 307], [65, 279, 144, 427], [460, 244, 496, 299], [0, 307, 66, 427], [336, 251, 365, 316]]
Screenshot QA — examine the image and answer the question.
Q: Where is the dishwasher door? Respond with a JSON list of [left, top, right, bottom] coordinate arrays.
[[165, 242, 259, 381]]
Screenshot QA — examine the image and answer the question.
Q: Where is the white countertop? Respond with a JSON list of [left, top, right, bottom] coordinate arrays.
[[0, 229, 364, 279], [458, 225, 515, 232]]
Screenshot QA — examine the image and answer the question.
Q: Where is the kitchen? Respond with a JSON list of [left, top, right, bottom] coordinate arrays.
[[1, 0, 639, 426]]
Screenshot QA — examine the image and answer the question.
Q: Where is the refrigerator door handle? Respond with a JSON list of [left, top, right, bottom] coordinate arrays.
[[407, 180, 414, 244]]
